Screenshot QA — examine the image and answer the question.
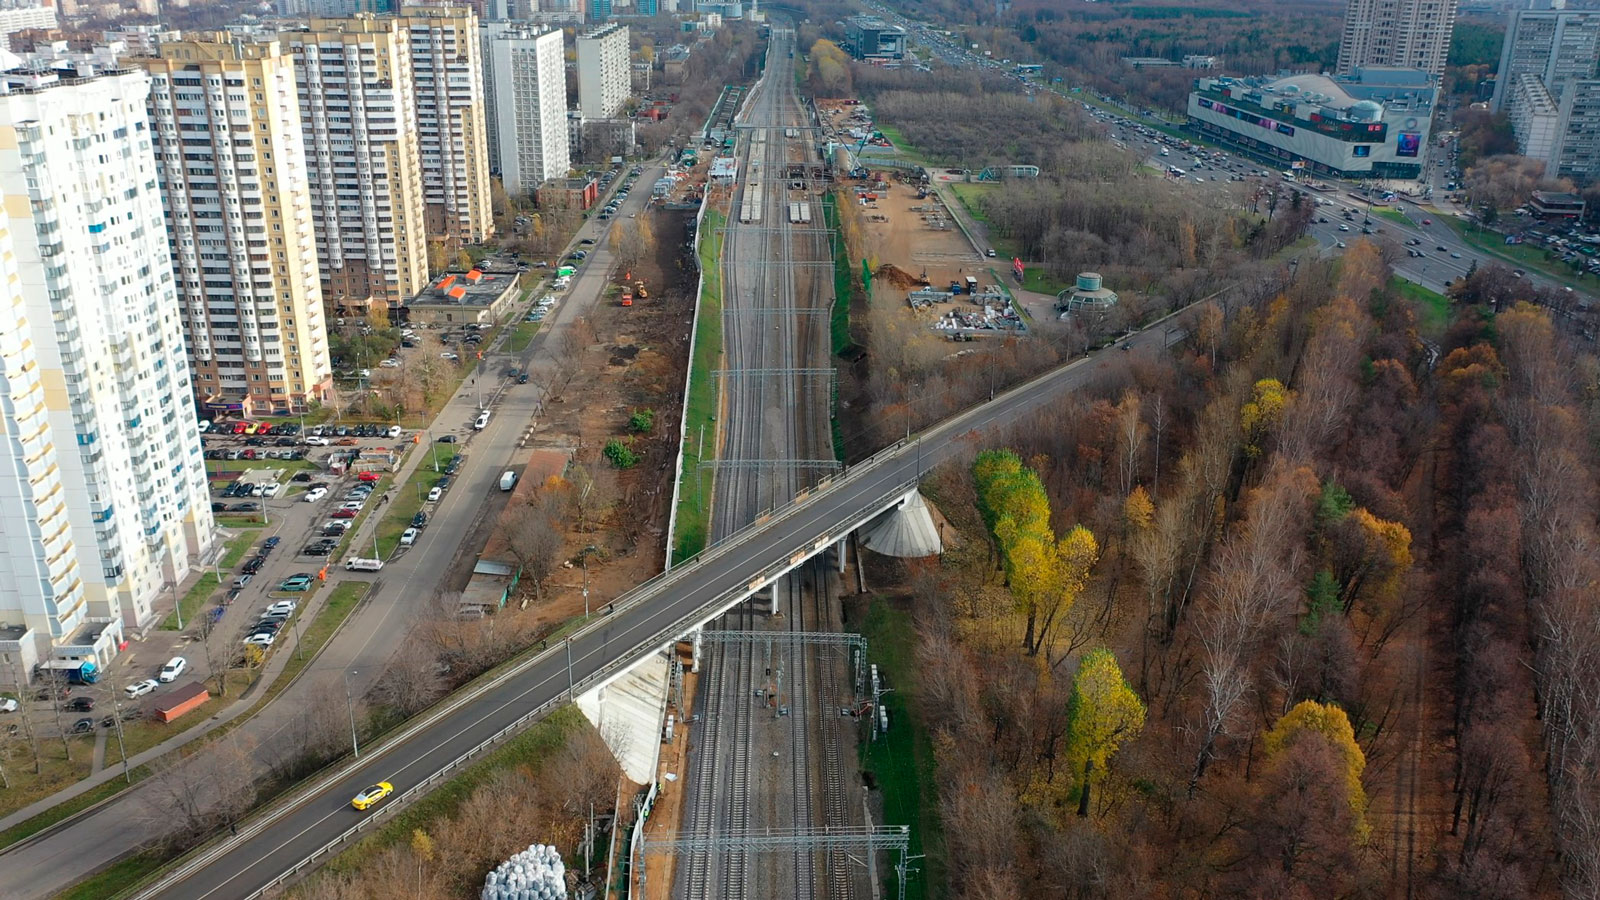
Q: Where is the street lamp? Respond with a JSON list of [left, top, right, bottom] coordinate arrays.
[[344, 669, 360, 759]]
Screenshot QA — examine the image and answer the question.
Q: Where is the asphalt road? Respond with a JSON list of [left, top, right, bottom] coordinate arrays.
[[0, 170, 667, 900], [139, 307, 1177, 900]]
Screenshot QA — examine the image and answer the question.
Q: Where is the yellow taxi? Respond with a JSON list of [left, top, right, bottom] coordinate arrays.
[[350, 782, 393, 811]]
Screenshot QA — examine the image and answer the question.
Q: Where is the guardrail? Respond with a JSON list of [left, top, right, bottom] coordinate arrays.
[[133, 286, 1221, 899]]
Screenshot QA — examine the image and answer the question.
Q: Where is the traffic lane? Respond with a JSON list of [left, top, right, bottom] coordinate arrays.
[[157, 324, 1168, 899]]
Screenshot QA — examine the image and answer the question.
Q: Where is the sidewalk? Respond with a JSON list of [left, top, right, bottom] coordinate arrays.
[[0, 578, 347, 836]]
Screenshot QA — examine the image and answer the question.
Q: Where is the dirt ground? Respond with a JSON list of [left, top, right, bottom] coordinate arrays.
[[442, 206, 700, 630]]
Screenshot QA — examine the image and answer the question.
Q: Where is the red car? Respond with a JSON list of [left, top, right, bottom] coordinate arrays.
[[331, 508, 358, 519], [232, 422, 249, 434], [357, 471, 380, 482], [1422, 218, 1431, 225]]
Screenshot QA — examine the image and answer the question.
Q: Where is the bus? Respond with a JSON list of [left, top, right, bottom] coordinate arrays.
[[1167, 166, 1186, 178], [1281, 170, 1297, 181]]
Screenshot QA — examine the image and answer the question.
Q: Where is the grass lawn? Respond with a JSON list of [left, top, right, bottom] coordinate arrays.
[[0, 736, 97, 824], [321, 706, 586, 877], [370, 444, 456, 558], [163, 530, 261, 630], [671, 210, 726, 565], [1391, 277, 1451, 338], [945, 183, 1019, 259], [1374, 206, 1411, 227], [0, 763, 152, 851], [1021, 267, 1071, 297], [54, 850, 167, 900], [874, 124, 925, 162], [503, 320, 540, 353], [858, 600, 941, 900]]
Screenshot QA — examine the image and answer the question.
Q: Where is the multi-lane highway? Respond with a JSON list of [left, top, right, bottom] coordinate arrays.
[[130, 260, 1181, 900]]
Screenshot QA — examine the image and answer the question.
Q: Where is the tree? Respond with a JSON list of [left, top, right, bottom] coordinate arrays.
[[1238, 734, 1361, 892], [603, 438, 638, 469], [142, 735, 259, 850], [1065, 648, 1145, 817], [1123, 485, 1154, 532], [1241, 378, 1291, 458], [502, 503, 565, 600], [1263, 700, 1369, 840], [628, 408, 655, 433], [367, 644, 444, 718]]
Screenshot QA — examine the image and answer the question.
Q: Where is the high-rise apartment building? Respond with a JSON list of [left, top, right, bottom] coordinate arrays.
[[1492, 7, 1600, 111], [399, 6, 493, 246], [138, 35, 333, 417], [482, 22, 570, 194], [285, 14, 429, 318], [577, 23, 629, 120], [1336, 0, 1459, 77], [0, 50, 213, 656], [0, 1, 56, 51]]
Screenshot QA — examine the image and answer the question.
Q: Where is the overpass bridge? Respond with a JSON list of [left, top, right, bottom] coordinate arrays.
[[135, 323, 1179, 900]]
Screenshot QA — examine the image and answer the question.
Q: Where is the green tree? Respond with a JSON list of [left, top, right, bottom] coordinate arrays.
[[628, 408, 655, 433], [603, 439, 638, 469], [1066, 648, 1146, 817]]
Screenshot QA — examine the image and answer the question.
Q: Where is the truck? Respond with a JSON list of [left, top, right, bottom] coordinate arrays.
[[345, 557, 384, 572], [965, 275, 979, 293], [36, 659, 99, 684], [500, 470, 517, 492]]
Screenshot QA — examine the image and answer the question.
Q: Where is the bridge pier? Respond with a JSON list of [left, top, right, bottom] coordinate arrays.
[[691, 628, 703, 673], [769, 573, 782, 616], [835, 535, 847, 573]]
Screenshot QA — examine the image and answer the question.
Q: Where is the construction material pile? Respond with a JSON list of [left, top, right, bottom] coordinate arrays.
[[480, 843, 567, 900]]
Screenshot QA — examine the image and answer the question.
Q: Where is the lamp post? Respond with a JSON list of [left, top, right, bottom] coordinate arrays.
[[344, 669, 360, 759]]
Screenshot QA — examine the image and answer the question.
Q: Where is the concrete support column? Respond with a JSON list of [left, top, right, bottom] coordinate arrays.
[[836, 535, 848, 573], [691, 629, 703, 674], [770, 574, 782, 616]]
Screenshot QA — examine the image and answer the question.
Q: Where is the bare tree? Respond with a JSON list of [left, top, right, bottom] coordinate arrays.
[[502, 504, 565, 600], [142, 734, 258, 850], [367, 643, 444, 719]]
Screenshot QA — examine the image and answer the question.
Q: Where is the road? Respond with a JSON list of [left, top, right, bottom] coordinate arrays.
[[133, 274, 1181, 900], [0, 167, 666, 900]]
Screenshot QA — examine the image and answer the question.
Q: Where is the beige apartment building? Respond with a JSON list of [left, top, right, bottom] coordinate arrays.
[[137, 35, 334, 415], [398, 5, 494, 247], [284, 14, 429, 319]]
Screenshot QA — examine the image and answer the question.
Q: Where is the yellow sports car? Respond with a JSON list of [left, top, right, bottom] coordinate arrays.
[[351, 782, 393, 811]]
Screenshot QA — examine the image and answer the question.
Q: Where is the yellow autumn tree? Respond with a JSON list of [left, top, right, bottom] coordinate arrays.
[[1347, 508, 1412, 614], [1264, 700, 1370, 841], [1067, 648, 1145, 817], [1123, 486, 1154, 532], [1240, 378, 1291, 458]]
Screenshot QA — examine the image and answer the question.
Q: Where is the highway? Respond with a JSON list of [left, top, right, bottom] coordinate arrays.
[[0, 170, 666, 900], [134, 273, 1180, 900]]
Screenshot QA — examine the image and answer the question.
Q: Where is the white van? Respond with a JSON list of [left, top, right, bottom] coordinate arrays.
[[344, 557, 385, 572], [474, 410, 491, 430], [158, 657, 188, 683], [500, 470, 517, 491]]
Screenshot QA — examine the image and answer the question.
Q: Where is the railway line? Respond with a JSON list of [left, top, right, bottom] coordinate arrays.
[[675, 26, 859, 900]]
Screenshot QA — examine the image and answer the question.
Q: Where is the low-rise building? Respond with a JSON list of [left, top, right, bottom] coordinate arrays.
[[1187, 67, 1437, 181], [1530, 190, 1586, 219], [404, 268, 522, 325], [843, 15, 905, 60]]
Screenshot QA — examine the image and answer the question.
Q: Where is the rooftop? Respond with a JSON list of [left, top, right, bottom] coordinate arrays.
[[1198, 65, 1436, 121], [407, 269, 518, 309]]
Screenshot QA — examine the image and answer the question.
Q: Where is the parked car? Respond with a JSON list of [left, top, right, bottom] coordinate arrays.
[[427, 486, 443, 502], [399, 527, 419, 547], [67, 696, 94, 712], [277, 575, 313, 592], [330, 508, 358, 519], [411, 511, 427, 528], [71, 717, 94, 734], [125, 679, 159, 699], [436, 434, 458, 443], [304, 487, 328, 503], [357, 471, 381, 483], [0, 698, 17, 713], [158, 657, 187, 683], [233, 573, 253, 589]]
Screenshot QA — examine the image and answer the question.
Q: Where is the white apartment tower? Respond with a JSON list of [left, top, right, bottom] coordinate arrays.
[[1492, 8, 1600, 111], [0, 50, 213, 651], [483, 22, 570, 194], [399, 6, 494, 246], [1337, 0, 1459, 77], [285, 15, 430, 318], [138, 35, 334, 417], [577, 23, 629, 120]]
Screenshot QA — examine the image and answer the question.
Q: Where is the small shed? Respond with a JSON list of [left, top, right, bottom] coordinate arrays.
[[154, 682, 209, 723]]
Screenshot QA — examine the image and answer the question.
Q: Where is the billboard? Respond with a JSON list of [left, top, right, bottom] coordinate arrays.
[[1396, 132, 1421, 157]]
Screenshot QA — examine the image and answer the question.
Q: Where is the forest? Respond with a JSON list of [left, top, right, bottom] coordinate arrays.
[[861, 234, 1600, 898]]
